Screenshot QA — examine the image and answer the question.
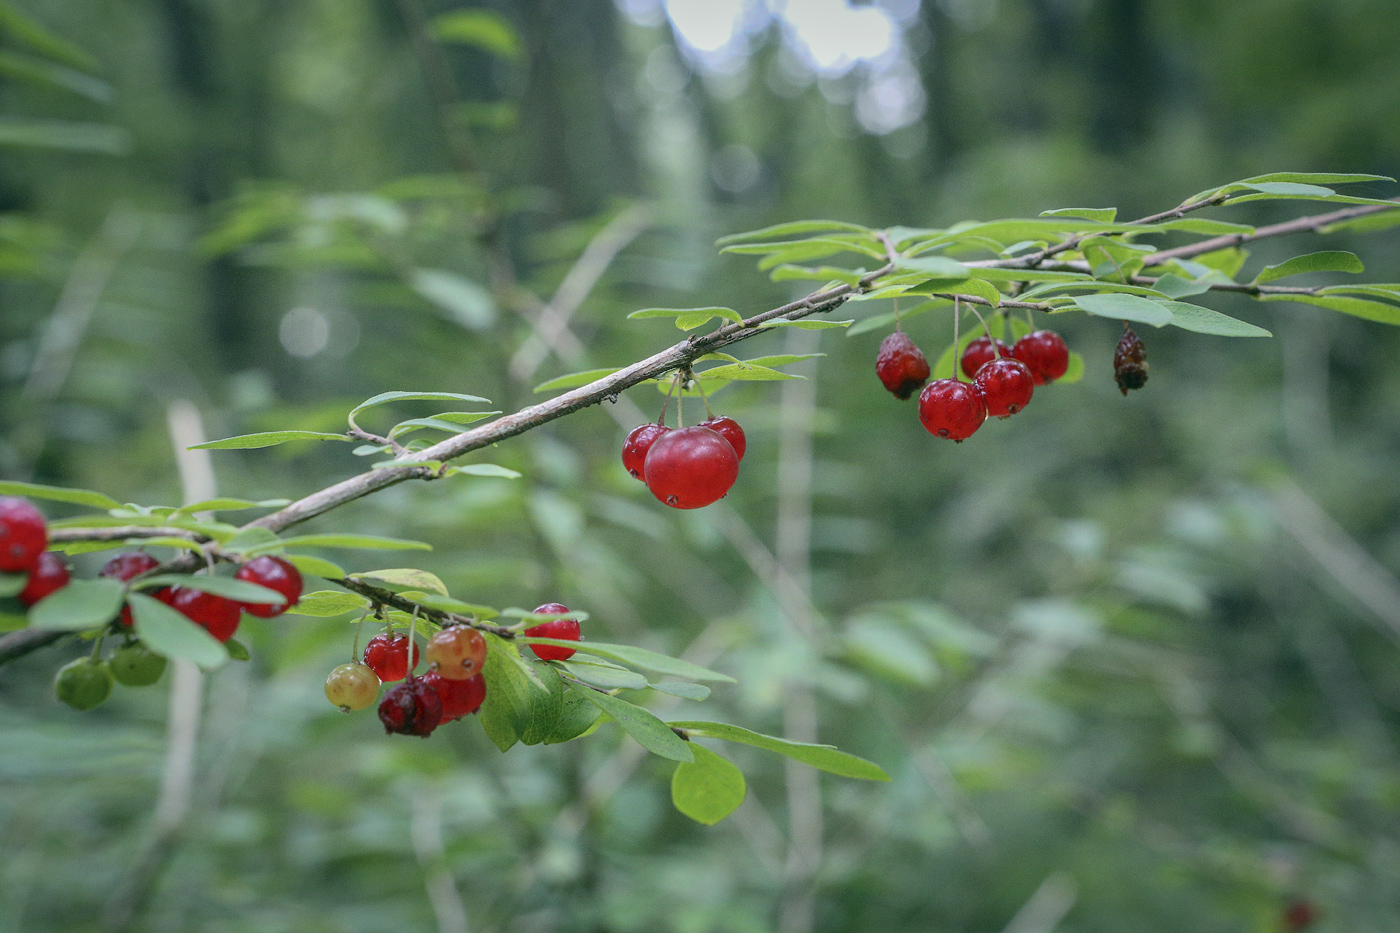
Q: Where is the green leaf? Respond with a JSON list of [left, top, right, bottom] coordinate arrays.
[[222, 527, 283, 554], [387, 413, 499, 439], [541, 689, 605, 744], [253, 534, 432, 554], [28, 578, 125, 630], [518, 659, 568, 746], [522, 638, 735, 682], [282, 554, 347, 579], [1152, 218, 1256, 236], [1041, 207, 1117, 222], [627, 307, 744, 331], [895, 257, 971, 279], [1151, 273, 1215, 299], [768, 264, 865, 286], [650, 682, 711, 701], [0, 572, 26, 597], [1159, 301, 1271, 337], [349, 568, 448, 596], [715, 219, 872, 247], [408, 268, 496, 330], [445, 464, 522, 479], [225, 638, 251, 661], [285, 590, 367, 617], [347, 391, 493, 427], [132, 575, 286, 604], [1317, 284, 1400, 304], [672, 744, 746, 825], [1252, 250, 1364, 286], [0, 481, 122, 511], [756, 318, 854, 330], [0, 51, 110, 101], [0, 117, 130, 154], [558, 659, 649, 691], [965, 267, 1093, 284], [1259, 293, 1400, 326], [1240, 172, 1394, 186], [480, 635, 547, 752], [1058, 351, 1085, 385], [569, 685, 693, 762], [429, 9, 522, 59], [669, 721, 889, 781], [0, 3, 98, 70], [1070, 293, 1173, 328], [130, 593, 228, 670], [533, 367, 623, 393], [413, 594, 499, 620], [190, 431, 350, 450], [694, 364, 798, 383]]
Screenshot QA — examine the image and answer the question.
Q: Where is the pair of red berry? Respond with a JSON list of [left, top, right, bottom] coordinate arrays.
[[621, 416, 746, 509], [0, 498, 71, 607], [100, 551, 304, 642], [877, 329, 1069, 442]]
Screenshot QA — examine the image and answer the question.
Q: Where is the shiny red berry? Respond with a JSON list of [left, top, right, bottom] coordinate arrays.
[[101, 552, 162, 628], [1011, 330, 1069, 385], [621, 423, 671, 481], [18, 552, 70, 606], [0, 497, 46, 573], [363, 633, 419, 682], [525, 602, 580, 661], [876, 331, 931, 400], [377, 678, 443, 737], [422, 670, 486, 721], [918, 379, 988, 441], [158, 586, 243, 642], [974, 358, 1035, 418], [425, 625, 487, 680], [643, 426, 739, 510], [235, 555, 303, 618], [959, 336, 1010, 380], [698, 416, 746, 461]]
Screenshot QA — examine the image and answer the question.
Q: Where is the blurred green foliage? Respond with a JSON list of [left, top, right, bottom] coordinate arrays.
[[2, 1, 1400, 931]]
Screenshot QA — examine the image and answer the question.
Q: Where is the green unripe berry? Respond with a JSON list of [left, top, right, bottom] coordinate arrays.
[[325, 662, 380, 712], [109, 643, 167, 687], [55, 657, 114, 711]]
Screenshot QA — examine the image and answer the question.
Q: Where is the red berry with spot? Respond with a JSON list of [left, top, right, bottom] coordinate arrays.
[[974, 358, 1035, 418], [363, 633, 419, 682], [426, 625, 487, 680], [918, 379, 988, 441], [101, 552, 162, 628], [0, 497, 46, 573], [643, 426, 739, 510], [422, 670, 486, 722], [875, 331, 931, 400], [698, 416, 746, 461], [158, 586, 243, 642], [377, 678, 443, 737], [621, 423, 671, 481], [235, 555, 303, 618], [18, 552, 70, 606], [1011, 330, 1070, 385], [959, 336, 1010, 380], [526, 602, 580, 662]]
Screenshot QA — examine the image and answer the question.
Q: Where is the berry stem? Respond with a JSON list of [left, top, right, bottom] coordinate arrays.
[[952, 297, 962, 381], [656, 371, 680, 426], [695, 370, 715, 420], [964, 301, 995, 345], [407, 607, 420, 680], [893, 297, 902, 332], [89, 628, 106, 662], [351, 606, 370, 662]]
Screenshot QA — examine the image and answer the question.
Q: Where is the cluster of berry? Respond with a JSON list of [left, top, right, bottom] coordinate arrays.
[[877, 329, 1071, 440], [1, 496, 304, 710], [621, 416, 746, 509], [324, 602, 582, 739]]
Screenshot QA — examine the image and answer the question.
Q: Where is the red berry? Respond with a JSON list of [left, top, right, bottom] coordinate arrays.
[[0, 497, 46, 573], [974, 358, 1035, 418], [959, 336, 1010, 380], [918, 379, 988, 441], [698, 416, 746, 461], [621, 423, 671, 481], [363, 633, 419, 682], [1283, 901, 1318, 931], [422, 670, 486, 721], [1011, 330, 1069, 385], [377, 678, 443, 737], [643, 426, 739, 510], [876, 331, 931, 400], [425, 625, 487, 680], [235, 555, 303, 618], [158, 586, 243, 642], [101, 552, 162, 628], [525, 602, 581, 661], [18, 552, 70, 606]]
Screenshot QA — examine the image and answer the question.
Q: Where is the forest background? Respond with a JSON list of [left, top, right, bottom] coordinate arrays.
[[2, 0, 1400, 931]]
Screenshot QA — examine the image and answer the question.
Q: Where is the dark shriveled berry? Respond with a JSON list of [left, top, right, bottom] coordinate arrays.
[[378, 678, 443, 736], [918, 379, 988, 441], [18, 551, 70, 606], [1114, 324, 1149, 395], [959, 336, 1010, 380], [1012, 330, 1070, 385], [0, 497, 46, 573], [698, 416, 746, 461], [621, 423, 671, 481], [974, 358, 1036, 418], [875, 332, 931, 400]]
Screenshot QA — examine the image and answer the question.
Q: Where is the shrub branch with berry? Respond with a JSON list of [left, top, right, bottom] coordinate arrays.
[[2, 172, 1398, 824]]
